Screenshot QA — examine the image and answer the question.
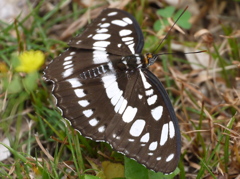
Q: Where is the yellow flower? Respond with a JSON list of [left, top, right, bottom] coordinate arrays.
[[15, 50, 45, 73]]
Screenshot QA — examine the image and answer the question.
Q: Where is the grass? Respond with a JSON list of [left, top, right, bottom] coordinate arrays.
[[0, 0, 239, 178]]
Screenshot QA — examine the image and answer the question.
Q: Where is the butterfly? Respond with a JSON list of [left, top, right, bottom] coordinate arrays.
[[44, 8, 181, 174]]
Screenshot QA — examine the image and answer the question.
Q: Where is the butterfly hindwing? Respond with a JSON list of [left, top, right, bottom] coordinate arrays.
[[104, 68, 181, 173]]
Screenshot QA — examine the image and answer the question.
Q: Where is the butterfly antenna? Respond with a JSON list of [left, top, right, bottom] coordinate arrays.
[[153, 6, 189, 54], [156, 50, 207, 56]]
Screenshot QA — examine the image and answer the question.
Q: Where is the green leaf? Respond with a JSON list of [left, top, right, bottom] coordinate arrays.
[[174, 10, 192, 29], [124, 157, 179, 179], [149, 168, 179, 179], [148, 170, 166, 179], [153, 19, 168, 32], [6, 74, 23, 94], [22, 72, 39, 93], [10, 52, 21, 69], [155, 6, 192, 31], [124, 157, 148, 179], [84, 174, 101, 179], [143, 35, 159, 52], [154, 6, 176, 32], [156, 6, 175, 18]]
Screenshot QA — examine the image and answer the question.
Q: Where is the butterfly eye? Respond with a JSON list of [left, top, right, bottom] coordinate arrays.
[[44, 8, 181, 174]]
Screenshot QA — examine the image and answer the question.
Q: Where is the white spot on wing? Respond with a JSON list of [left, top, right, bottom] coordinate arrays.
[[169, 121, 175, 138], [160, 123, 168, 146], [119, 29, 132, 36], [98, 126, 105, 133], [92, 47, 106, 51], [139, 70, 151, 89], [96, 28, 108, 33], [78, 100, 89, 107], [166, 153, 174, 162], [149, 141, 158, 151], [145, 89, 154, 96], [156, 157, 162, 161], [83, 109, 93, 118], [118, 99, 127, 115], [106, 81, 119, 98], [114, 96, 124, 113], [64, 56, 72, 61], [108, 12, 117, 16], [93, 41, 110, 48], [66, 78, 82, 88], [63, 61, 72, 66], [64, 64, 73, 69], [89, 118, 99, 126], [140, 133, 149, 143], [122, 17, 132, 24], [125, 41, 134, 45], [111, 20, 127, 27], [74, 89, 85, 98], [151, 106, 163, 121], [122, 106, 137, 123], [93, 34, 111, 40], [128, 43, 135, 54], [147, 95, 157, 105], [111, 90, 123, 106], [62, 68, 73, 78], [70, 52, 76, 55], [102, 74, 115, 88], [100, 23, 110, 28], [122, 37, 134, 41], [101, 72, 131, 117], [138, 94, 143, 99], [93, 50, 109, 64], [129, 119, 145, 137]]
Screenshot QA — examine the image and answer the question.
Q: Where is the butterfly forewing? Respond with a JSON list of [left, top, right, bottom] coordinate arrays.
[[68, 9, 144, 55], [44, 8, 181, 174]]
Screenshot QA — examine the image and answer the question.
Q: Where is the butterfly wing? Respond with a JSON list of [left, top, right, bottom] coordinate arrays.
[[68, 8, 144, 56], [44, 8, 181, 174], [103, 68, 181, 173], [44, 8, 144, 139], [44, 48, 120, 140]]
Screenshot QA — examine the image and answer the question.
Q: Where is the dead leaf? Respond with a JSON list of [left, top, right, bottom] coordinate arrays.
[[102, 161, 124, 179]]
